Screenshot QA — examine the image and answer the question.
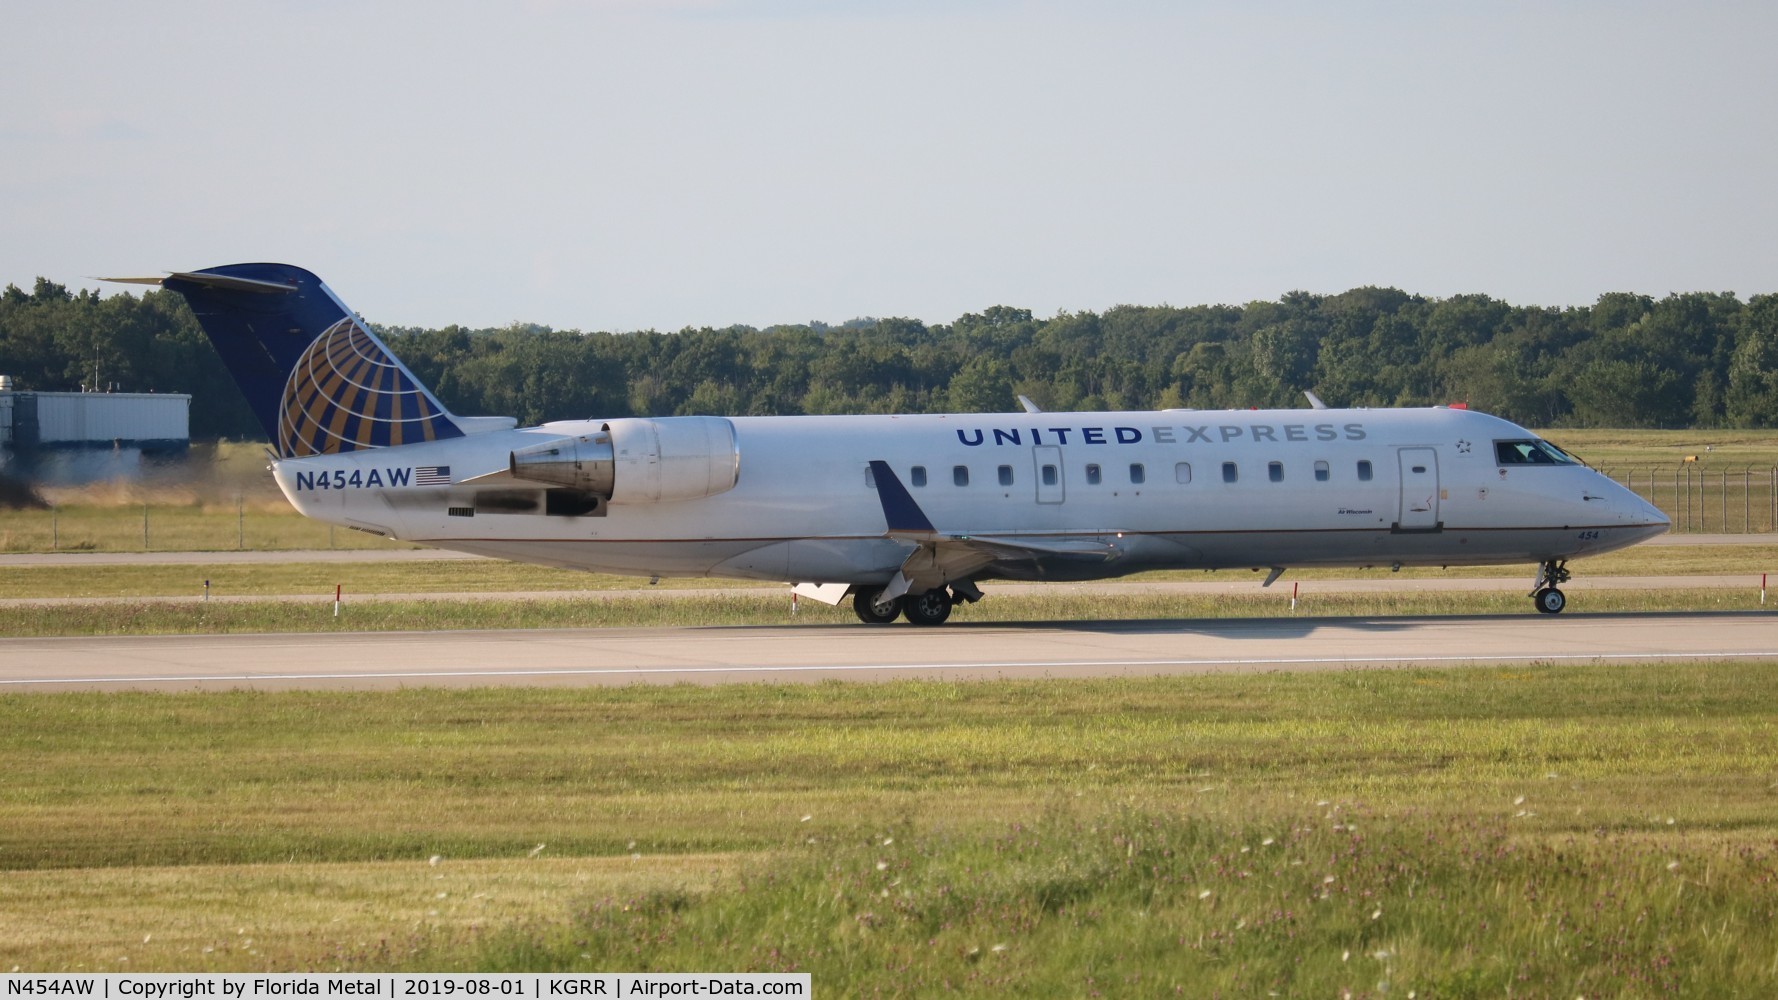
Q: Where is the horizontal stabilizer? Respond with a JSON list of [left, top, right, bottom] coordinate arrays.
[[101, 271, 299, 294]]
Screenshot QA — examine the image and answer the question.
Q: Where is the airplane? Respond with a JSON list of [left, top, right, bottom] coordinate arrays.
[[106, 263, 1671, 625]]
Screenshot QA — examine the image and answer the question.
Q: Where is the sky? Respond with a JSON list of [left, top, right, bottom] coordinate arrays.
[[4, 1, 1775, 332]]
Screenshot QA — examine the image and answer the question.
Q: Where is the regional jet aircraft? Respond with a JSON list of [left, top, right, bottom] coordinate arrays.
[[109, 264, 1670, 625]]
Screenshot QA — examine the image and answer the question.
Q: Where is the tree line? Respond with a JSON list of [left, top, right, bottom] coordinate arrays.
[[5, 278, 1778, 440]]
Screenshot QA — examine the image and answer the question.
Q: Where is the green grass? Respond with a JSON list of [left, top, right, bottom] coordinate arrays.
[[0, 503, 417, 553], [1543, 427, 1778, 468], [0, 559, 777, 600], [2, 664, 1776, 990], [463, 808, 1778, 996], [6, 542, 1778, 602], [2, 587, 1772, 636]]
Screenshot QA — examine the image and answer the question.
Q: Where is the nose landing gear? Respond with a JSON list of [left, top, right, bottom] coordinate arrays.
[[1530, 559, 1571, 614]]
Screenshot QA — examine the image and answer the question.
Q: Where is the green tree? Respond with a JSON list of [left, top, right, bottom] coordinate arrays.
[[946, 355, 1014, 413], [1726, 294, 1778, 426]]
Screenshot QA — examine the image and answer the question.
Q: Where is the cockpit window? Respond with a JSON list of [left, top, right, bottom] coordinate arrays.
[[1495, 439, 1577, 466]]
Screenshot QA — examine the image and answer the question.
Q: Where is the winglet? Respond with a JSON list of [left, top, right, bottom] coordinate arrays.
[[869, 460, 937, 536]]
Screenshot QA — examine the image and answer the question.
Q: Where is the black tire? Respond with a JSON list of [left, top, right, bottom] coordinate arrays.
[[1534, 587, 1567, 615], [903, 589, 954, 627], [853, 589, 902, 625]]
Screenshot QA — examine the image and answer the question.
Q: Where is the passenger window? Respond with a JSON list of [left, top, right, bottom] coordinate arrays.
[[1041, 464, 1058, 486], [911, 465, 927, 487], [1086, 463, 1102, 485], [998, 465, 1014, 486], [1314, 460, 1330, 482], [1222, 461, 1238, 484], [1174, 462, 1192, 485], [1357, 460, 1373, 482], [1130, 463, 1146, 485], [1268, 461, 1283, 483], [953, 465, 969, 487]]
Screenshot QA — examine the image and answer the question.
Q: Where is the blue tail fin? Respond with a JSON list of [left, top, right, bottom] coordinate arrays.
[[157, 263, 464, 458]]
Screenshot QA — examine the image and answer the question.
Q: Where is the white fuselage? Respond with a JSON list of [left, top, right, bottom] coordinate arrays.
[[269, 406, 1668, 586]]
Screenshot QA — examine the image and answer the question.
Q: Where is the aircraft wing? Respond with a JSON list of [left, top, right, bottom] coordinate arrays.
[[867, 460, 1122, 600]]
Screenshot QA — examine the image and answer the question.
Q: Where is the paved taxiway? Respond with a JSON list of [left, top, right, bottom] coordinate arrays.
[[3, 613, 1774, 691]]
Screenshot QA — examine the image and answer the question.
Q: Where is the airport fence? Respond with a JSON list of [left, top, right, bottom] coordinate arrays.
[[0, 496, 410, 553], [1597, 465, 1778, 534]]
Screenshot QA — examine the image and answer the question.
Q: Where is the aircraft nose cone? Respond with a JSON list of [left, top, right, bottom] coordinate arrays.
[[1617, 490, 1669, 539]]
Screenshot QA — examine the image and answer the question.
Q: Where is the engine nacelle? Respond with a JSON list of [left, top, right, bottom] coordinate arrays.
[[508, 416, 740, 504], [508, 432, 615, 495]]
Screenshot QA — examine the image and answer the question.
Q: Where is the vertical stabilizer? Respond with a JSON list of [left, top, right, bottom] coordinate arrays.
[[148, 263, 464, 458]]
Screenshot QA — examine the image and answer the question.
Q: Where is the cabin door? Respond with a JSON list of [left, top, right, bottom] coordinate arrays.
[[1396, 447, 1440, 530], [1033, 445, 1065, 504]]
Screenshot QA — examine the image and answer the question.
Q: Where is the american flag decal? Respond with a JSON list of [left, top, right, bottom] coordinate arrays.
[[414, 465, 452, 486]]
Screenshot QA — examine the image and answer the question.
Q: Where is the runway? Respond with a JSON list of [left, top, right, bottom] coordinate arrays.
[[3, 612, 1775, 691]]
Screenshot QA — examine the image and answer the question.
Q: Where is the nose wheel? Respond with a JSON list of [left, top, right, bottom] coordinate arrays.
[[1529, 559, 1571, 614], [1533, 586, 1567, 614]]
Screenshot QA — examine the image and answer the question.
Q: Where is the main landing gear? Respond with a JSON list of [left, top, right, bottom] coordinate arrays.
[[1530, 559, 1571, 614], [851, 584, 979, 626]]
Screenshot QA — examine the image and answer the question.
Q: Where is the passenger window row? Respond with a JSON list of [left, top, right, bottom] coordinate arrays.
[[880, 459, 1378, 488]]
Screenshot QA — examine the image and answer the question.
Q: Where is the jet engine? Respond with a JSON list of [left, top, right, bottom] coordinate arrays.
[[508, 416, 740, 504]]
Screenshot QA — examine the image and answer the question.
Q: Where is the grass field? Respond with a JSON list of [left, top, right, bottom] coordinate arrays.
[[1544, 427, 1778, 468], [2, 665, 1775, 993], [6, 431, 1778, 991], [5, 588, 1775, 637], [6, 543, 1778, 604], [0, 502, 416, 553]]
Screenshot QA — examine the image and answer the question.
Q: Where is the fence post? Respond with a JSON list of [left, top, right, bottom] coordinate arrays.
[[237, 493, 244, 550], [142, 504, 149, 550], [1721, 470, 1728, 534], [1744, 468, 1751, 533], [51, 504, 57, 551]]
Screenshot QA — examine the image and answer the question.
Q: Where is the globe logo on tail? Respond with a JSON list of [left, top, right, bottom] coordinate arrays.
[[277, 317, 459, 457]]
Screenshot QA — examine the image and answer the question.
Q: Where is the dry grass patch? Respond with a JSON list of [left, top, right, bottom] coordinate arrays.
[[0, 854, 744, 972]]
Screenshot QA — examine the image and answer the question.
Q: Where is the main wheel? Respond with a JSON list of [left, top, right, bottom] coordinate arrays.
[[1534, 587, 1567, 615], [902, 589, 954, 627], [853, 589, 902, 625]]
